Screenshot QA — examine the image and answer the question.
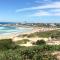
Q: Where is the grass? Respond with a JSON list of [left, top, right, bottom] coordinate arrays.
[[25, 30, 60, 38], [0, 38, 58, 60], [0, 39, 18, 50], [16, 39, 30, 44]]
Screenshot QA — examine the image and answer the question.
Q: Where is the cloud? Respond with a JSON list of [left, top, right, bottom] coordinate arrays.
[[32, 11, 50, 16], [16, 1, 60, 16], [16, 2, 60, 12], [31, 10, 60, 16]]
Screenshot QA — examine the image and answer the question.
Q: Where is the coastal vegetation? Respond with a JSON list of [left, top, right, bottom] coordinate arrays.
[[20, 30, 60, 38], [16, 39, 30, 44], [0, 26, 60, 60], [0, 39, 60, 60], [0, 39, 17, 50], [35, 40, 46, 45]]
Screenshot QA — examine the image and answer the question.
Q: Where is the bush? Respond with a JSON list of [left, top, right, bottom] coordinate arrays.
[[0, 39, 58, 60], [0, 39, 17, 50], [35, 40, 46, 45], [26, 30, 60, 38], [0, 48, 57, 60], [16, 39, 30, 44]]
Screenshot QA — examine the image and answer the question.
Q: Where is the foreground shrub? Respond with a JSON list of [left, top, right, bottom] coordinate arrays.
[[0, 47, 57, 60], [0, 39, 17, 50], [0, 39, 58, 60], [35, 40, 46, 45]]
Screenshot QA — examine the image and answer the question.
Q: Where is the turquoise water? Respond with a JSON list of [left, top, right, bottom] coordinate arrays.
[[0, 26, 32, 35]]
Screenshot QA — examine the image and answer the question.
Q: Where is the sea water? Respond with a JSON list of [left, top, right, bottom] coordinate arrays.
[[0, 26, 32, 35]]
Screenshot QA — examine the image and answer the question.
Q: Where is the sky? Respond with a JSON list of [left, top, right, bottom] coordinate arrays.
[[0, 0, 60, 23]]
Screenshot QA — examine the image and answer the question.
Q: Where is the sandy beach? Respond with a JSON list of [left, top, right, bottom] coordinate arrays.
[[0, 27, 59, 47], [0, 27, 57, 37], [0, 27, 58, 41]]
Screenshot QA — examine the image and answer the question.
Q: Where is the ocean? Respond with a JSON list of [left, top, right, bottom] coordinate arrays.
[[0, 22, 16, 24], [0, 22, 33, 35]]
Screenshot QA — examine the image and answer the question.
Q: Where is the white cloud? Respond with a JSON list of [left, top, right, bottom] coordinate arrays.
[[32, 11, 60, 16], [45, 2, 60, 8], [16, 1, 60, 16], [16, 2, 60, 12], [32, 11, 50, 16]]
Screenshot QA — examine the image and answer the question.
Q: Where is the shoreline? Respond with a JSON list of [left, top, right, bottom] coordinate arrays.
[[0, 27, 59, 40]]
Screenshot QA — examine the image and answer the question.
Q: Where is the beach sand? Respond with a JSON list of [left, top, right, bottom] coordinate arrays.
[[0, 27, 58, 40], [0, 27, 58, 46]]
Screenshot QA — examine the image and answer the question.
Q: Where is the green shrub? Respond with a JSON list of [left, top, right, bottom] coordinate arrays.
[[35, 40, 46, 45], [16, 39, 30, 44], [26, 30, 60, 38], [0, 39, 17, 50], [0, 39, 58, 60]]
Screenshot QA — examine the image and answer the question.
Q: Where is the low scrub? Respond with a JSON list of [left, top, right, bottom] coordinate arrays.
[[16, 39, 30, 44], [26, 30, 60, 38], [0, 39, 17, 50], [0, 39, 59, 60], [0, 46, 57, 60], [33, 40, 46, 45]]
